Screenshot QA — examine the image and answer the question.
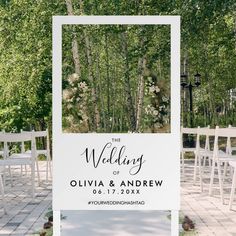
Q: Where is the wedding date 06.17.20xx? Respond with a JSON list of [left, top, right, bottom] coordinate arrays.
[[92, 188, 140, 195]]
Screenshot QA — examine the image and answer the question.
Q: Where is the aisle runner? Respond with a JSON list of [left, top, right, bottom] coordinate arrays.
[[61, 211, 171, 236]]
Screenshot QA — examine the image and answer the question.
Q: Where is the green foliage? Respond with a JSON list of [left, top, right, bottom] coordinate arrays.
[[0, 0, 235, 132], [179, 231, 197, 236], [62, 24, 170, 133], [0, 0, 64, 131], [34, 228, 52, 236]]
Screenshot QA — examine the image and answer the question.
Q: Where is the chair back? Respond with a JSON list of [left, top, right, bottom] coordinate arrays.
[[228, 125, 236, 129], [32, 130, 50, 155], [181, 126, 199, 149], [0, 132, 32, 142], [227, 125, 236, 154], [0, 130, 5, 156], [213, 126, 236, 158], [21, 130, 47, 137], [181, 127, 198, 134], [21, 129, 50, 153], [215, 127, 236, 138], [0, 132, 36, 160], [196, 126, 212, 150]]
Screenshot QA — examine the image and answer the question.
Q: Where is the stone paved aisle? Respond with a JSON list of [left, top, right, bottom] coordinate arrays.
[[181, 159, 236, 236], [0, 162, 52, 236]]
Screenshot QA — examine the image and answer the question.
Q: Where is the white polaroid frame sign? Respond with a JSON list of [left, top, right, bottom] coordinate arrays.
[[53, 16, 180, 235]]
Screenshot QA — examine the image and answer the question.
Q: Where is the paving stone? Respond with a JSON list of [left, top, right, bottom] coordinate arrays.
[[27, 202, 39, 205], [181, 161, 236, 235], [0, 162, 52, 234], [5, 222, 21, 227], [10, 214, 27, 223]]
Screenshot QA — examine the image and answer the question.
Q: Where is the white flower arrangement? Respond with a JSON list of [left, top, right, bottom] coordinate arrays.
[[149, 85, 160, 94], [68, 73, 79, 85]]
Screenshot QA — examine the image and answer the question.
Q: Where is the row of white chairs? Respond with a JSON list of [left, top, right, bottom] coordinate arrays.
[[181, 125, 236, 210], [0, 129, 51, 214]]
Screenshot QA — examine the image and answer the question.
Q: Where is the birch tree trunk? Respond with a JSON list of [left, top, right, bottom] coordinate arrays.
[[121, 31, 136, 131], [65, 0, 73, 15], [65, 0, 81, 77], [136, 27, 147, 132], [65, 0, 90, 133], [135, 56, 145, 131], [96, 51, 106, 131], [105, 33, 110, 132], [111, 66, 116, 132], [84, 29, 100, 131], [234, 13, 236, 52], [203, 42, 217, 126], [75, 0, 100, 131]]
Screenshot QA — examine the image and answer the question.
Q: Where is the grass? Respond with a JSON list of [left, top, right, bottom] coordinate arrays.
[[32, 228, 52, 236], [179, 231, 197, 236]]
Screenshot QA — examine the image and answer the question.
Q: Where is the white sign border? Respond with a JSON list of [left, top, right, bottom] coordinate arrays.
[[52, 15, 180, 236]]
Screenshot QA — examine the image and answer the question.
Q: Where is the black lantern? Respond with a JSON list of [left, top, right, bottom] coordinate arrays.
[[194, 72, 201, 87], [181, 71, 202, 129]]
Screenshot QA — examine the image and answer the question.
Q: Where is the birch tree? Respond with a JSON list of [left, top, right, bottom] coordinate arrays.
[[121, 30, 136, 131]]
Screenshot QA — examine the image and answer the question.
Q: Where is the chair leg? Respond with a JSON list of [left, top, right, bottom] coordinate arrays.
[[25, 164, 27, 175], [46, 154, 51, 182], [230, 166, 233, 177], [20, 165, 23, 177], [209, 160, 215, 196], [8, 166, 13, 187], [209, 158, 212, 169], [202, 156, 206, 175], [45, 150, 52, 182], [0, 175, 7, 214], [35, 159, 40, 185], [193, 153, 198, 184], [229, 168, 236, 210], [217, 160, 224, 204], [222, 162, 228, 184], [203, 156, 206, 168], [198, 156, 203, 192], [181, 152, 185, 178], [48, 158, 52, 179], [46, 156, 49, 182], [31, 163, 35, 199]]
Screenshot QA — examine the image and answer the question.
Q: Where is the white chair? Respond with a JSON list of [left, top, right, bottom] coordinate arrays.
[[226, 125, 236, 155], [35, 130, 51, 182], [195, 126, 215, 192], [0, 167, 7, 214], [181, 127, 198, 182], [0, 130, 10, 162], [209, 126, 236, 204], [0, 131, 4, 158], [7, 132, 40, 184], [0, 132, 36, 199], [227, 126, 236, 210], [0, 130, 11, 185], [229, 160, 236, 210], [221, 125, 236, 183], [22, 129, 51, 182]]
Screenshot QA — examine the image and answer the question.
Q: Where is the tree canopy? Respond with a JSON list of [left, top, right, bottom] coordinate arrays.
[[0, 0, 235, 131]]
